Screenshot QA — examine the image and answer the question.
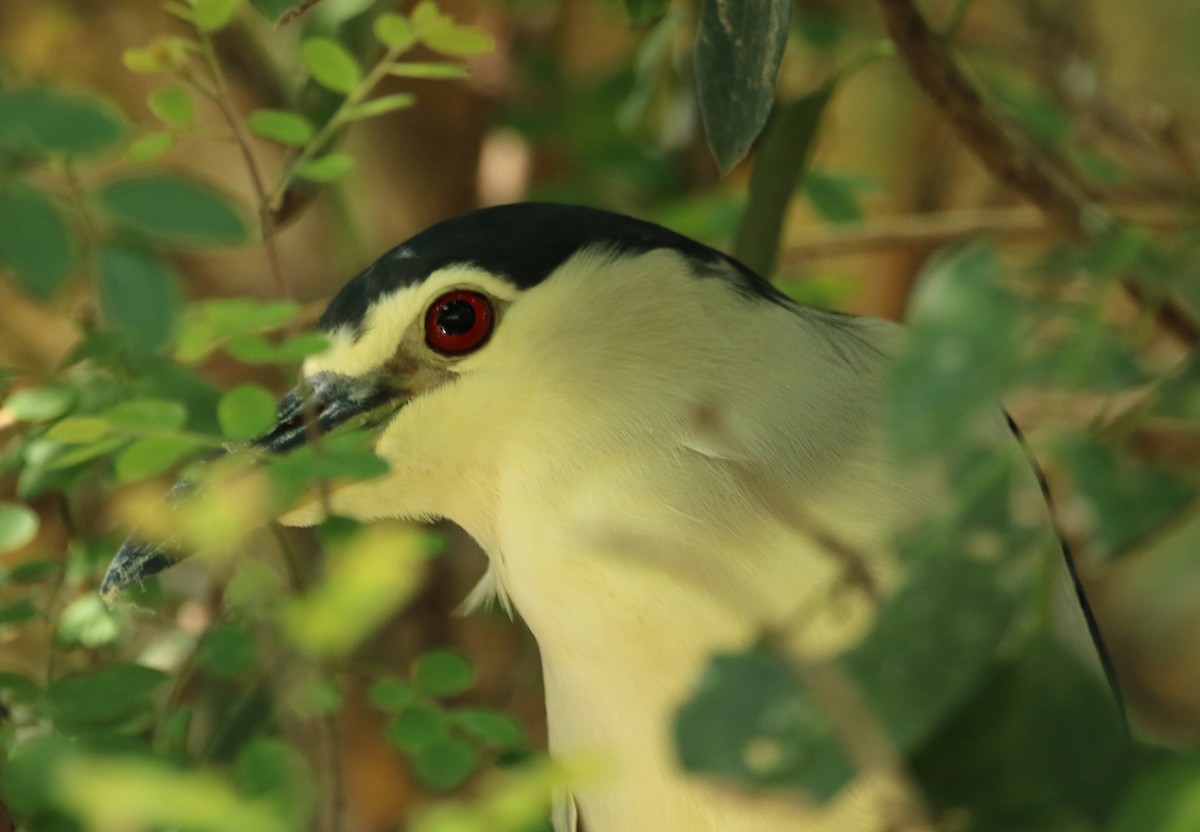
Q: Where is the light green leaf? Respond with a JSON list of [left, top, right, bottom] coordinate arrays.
[[193, 0, 239, 32], [4, 385, 76, 422], [0, 181, 75, 300], [115, 435, 196, 482], [374, 13, 416, 51], [420, 20, 495, 57], [147, 85, 194, 127], [295, 153, 355, 183], [103, 399, 187, 431], [175, 298, 300, 363], [99, 174, 250, 246], [386, 61, 468, 79], [0, 503, 39, 553], [57, 595, 124, 647], [218, 384, 278, 439], [344, 93, 416, 121], [226, 332, 330, 364], [248, 109, 314, 146], [126, 132, 175, 163], [300, 37, 362, 94], [695, 0, 791, 171], [98, 244, 182, 355], [46, 417, 112, 444]]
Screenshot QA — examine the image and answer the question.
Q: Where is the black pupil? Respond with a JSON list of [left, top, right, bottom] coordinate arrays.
[[437, 299, 476, 335]]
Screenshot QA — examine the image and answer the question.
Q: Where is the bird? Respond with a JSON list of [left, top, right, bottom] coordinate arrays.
[[104, 202, 1113, 831]]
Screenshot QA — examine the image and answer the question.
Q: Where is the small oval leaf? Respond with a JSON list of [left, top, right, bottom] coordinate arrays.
[[0, 182, 75, 300], [300, 38, 362, 94], [218, 384, 278, 439], [248, 109, 314, 146], [0, 503, 39, 553], [99, 173, 250, 246]]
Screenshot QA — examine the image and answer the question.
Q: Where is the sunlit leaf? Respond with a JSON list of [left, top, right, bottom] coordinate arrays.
[[295, 153, 355, 183], [103, 399, 188, 431], [386, 61, 469, 79], [0, 502, 39, 552], [225, 332, 329, 364], [57, 594, 124, 647], [248, 109, 314, 146], [193, 0, 239, 32], [344, 93, 416, 121], [4, 385, 76, 422], [695, 0, 791, 171], [175, 298, 300, 363], [126, 131, 175, 163], [115, 435, 196, 482], [300, 37, 361, 94], [0, 181, 75, 299], [46, 416, 112, 444], [148, 85, 195, 127], [374, 13, 416, 51], [420, 20, 495, 57], [218, 384, 278, 439], [99, 174, 251, 246]]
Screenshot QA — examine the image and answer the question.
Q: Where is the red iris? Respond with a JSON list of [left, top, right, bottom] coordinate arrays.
[[424, 290, 494, 355]]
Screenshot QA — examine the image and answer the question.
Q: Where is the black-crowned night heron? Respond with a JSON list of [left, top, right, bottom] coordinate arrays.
[[105, 203, 1110, 831]]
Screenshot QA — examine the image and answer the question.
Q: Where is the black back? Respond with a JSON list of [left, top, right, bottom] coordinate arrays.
[[318, 202, 787, 332]]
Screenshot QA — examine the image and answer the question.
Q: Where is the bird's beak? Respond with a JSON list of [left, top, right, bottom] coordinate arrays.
[[100, 372, 402, 601]]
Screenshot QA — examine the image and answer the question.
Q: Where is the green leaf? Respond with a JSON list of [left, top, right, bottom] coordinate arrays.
[[733, 87, 833, 277], [98, 173, 251, 246], [413, 649, 474, 696], [57, 594, 124, 647], [623, 0, 669, 26], [147, 85, 194, 127], [387, 703, 450, 752], [1111, 750, 1200, 832], [198, 623, 257, 678], [803, 170, 864, 223], [695, 0, 791, 171], [386, 61, 469, 79], [414, 738, 479, 790], [225, 332, 330, 364], [218, 384, 278, 439], [248, 0, 296, 21], [295, 153, 355, 183], [0, 502, 39, 552], [236, 738, 317, 827], [42, 663, 168, 731], [46, 416, 112, 444], [1057, 439, 1197, 559], [344, 93, 416, 121], [369, 677, 418, 711], [8, 557, 60, 583], [175, 298, 300, 363], [0, 596, 38, 624], [0, 181, 76, 299], [126, 131, 175, 163], [4, 385, 76, 422], [248, 109, 314, 146], [103, 398, 188, 431], [0, 670, 40, 702], [912, 640, 1128, 830], [98, 243, 182, 355], [300, 37, 362, 94], [374, 13, 416, 50], [115, 435, 196, 482], [290, 678, 341, 716], [193, 0, 239, 32], [0, 86, 126, 157], [453, 707, 523, 749], [420, 20, 495, 57]]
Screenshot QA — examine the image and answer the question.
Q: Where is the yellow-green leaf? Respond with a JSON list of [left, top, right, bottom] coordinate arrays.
[[420, 21, 494, 57], [193, 0, 239, 32], [115, 436, 196, 483], [126, 132, 175, 163], [218, 384, 277, 439], [386, 62, 468, 79], [295, 153, 355, 183], [344, 94, 415, 121], [300, 38, 361, 94], [0, 503, 39, 553], [374, 13, 416, 51], [248, 109, 314, 146], [147, 86, 194, 127]]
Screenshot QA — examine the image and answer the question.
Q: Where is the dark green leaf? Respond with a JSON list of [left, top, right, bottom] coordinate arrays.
[[803, 170, 864, 223], [8, 557, 60, 583], [98, 243, 182, 355], [0, 87, 126, 156], [4, 385, 76, 422], [218, 384, 278, 439], [0, 670, 40, 702], [1057, 439, 1197, 559], [98, 173, 251, 246], [733, 87, 833, 276], [0, 501, 39, 552], [912, 640, 1128, 831], [0, 595, 38, 624], [414, 737, 479, 790], [147, 86, 194, 127], [0, 181, 75, 299], [199, 623, 257, 678], [623, 0, 669, 26], [413, 649, 474, 696], [248, 109, 314, 146], [387, 703, 450, 752], [236, 738, 317, 826], [300, 38, 362, 94], [454, 707, 524, 749], [369, 677, 418, 711], [695, 0, 791, 171], [42, 663, 168, 731]]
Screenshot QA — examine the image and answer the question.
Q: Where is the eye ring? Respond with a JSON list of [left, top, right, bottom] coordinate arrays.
[[424, 290, 494, 356]]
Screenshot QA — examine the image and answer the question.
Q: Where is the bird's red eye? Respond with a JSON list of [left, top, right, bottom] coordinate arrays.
[[424, 290, 494, 355]]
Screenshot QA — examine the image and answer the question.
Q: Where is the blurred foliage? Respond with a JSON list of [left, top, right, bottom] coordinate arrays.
[[0, 0, 1198, 830]]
